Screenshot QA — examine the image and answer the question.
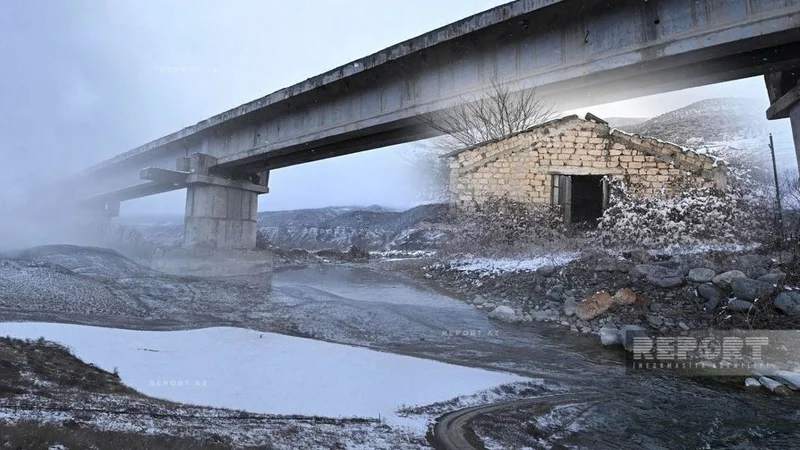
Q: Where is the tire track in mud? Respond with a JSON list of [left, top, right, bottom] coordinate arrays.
[[429, 392, 602, 450]]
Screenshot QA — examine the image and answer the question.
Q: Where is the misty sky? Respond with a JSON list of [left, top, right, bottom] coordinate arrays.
[[0, 1, 795, 216]]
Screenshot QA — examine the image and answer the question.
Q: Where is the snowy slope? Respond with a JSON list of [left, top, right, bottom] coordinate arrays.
[[604, 117, 650, 128], [621, 98, 766, 145], [256, 203, 453, 250], [119, 204, 454, 251], [0, 322, 526, 427], [620, 97, 798, 173]]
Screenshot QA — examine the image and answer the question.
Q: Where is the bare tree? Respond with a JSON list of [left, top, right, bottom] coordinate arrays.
[[421, 80, 557, 151], [406, 80, 556, 202]]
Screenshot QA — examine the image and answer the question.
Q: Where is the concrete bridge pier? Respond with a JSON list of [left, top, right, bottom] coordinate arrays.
[[181, 154, 269, 249], [765, 72, 800, 175]]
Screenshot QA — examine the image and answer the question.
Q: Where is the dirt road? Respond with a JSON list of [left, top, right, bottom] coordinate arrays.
[[430, 392, 602, 450]]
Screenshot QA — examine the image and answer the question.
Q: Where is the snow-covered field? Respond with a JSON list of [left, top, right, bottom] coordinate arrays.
[[448, 252, 580, 275], [370, 250, 437, 260], [0, 322, 525, 429]]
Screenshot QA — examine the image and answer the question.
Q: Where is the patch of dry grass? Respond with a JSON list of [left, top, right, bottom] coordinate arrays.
[[0, 420, 268, 449], [0, 336, 134, 397]]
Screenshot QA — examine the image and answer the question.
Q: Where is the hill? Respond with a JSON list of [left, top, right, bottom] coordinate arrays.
[[257, 203, 452, 250], [619, 98, 766, 146], [617, 97, 797, 172], [604, 117, 649, 128]]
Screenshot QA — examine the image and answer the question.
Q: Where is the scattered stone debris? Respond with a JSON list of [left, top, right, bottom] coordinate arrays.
[[488, 305, 520, 323], [745, 377, 761, 388], [419, 248, 799, 343], [757, 376, 793, 396], [774, 291, 800, 316], [576, 291, 614, 321]]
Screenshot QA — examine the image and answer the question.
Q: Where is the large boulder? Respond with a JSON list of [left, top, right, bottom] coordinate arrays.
[[599, 326, 621, 346], [697, 283, 725, 302], [682, 257, 721, 273], [576, 291, 614, 321], [730, 277, 775, 301], [536, 265, 557, 277], [774, 291, 800, 316], [758, 272, 786, 285], [563, 297, 578, 317], [703, 297, 720, 313], [726, 299, 755, 312], [619, 325, 648, 352], [488, 305, 520, 323], [773, 370, 800, 390], [745, 377, 761, 388], [612, 288, 637, 306], [636, 265, 684, 288], [747, 267, 769, 279], [631, 264, 664, 277], [628, 250, 653, 264], [633, 264, 678, 277], [712, 270, 747, 289], [687, 268, 716, 283], [647, 274, 684, 288], [758, 376, 793, 396]]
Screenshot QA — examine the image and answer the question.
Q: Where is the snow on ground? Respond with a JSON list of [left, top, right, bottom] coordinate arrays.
[[395, 380, 551, 432], [369, 250, 437, 259], [448, 252, 580, 276], [649, 242, 761, 256], [0, 322, 525, 431]]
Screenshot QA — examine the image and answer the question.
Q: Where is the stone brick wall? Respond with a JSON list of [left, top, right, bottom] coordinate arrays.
[[448, 116, 727, 209]]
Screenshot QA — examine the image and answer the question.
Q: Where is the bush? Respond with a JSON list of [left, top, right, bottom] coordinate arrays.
[[255, 228, 272, 250], [778, 175, 800, 281], [594, 177, 772, 249], [448, 195, 566, 254]]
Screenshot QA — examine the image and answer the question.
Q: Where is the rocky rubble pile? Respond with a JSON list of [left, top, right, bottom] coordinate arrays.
[[423, 249, 798, 341]]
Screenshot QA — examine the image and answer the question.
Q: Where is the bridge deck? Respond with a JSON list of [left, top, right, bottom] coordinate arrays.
[[67, 0, 800, 203]]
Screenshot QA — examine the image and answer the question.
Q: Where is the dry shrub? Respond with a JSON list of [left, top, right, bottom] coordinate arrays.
[[255, 228, 272, 250], [448, 195, 566, 254], [0, 421, 240, 450], [594, 176, 772, 249], [778, 175, 800, 282]]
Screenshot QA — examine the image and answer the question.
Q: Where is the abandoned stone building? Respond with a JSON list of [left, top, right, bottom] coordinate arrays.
[[446, 114, 728, 223]]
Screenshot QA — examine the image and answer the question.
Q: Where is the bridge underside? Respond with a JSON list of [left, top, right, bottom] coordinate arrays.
[[67, 0, 800, 249]]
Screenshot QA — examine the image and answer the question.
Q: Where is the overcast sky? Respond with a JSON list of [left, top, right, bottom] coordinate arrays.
[[0, 0, 794, 216]]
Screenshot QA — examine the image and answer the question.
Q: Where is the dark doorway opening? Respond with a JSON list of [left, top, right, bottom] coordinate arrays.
[[570, 175, 605, 224], [551, 174, 607, 226]]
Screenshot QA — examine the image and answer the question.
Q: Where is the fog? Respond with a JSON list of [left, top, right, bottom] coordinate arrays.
[[0, 0, 796, 225], [0, 0, 508, 217]]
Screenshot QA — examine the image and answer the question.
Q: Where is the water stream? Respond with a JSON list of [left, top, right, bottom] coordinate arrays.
[[268, 265, 800, 448]]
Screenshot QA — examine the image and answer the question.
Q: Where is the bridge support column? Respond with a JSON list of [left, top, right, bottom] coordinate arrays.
[[182, 154, 268, 250], [765, 72, 800, 174]]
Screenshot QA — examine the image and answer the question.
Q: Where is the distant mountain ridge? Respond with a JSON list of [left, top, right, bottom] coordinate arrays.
[[256, 203, 452, 250], [119, 204, 453, 251], [604, 117, 650, 128], [618, 98, 767, 146]]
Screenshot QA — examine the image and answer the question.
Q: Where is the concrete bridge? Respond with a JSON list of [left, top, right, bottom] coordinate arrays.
[[67, 0, 800, 249]]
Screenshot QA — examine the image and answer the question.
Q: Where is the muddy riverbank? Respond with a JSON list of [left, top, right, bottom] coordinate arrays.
[[3, 245, 800, 448], [384, 248, 800, 341]]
